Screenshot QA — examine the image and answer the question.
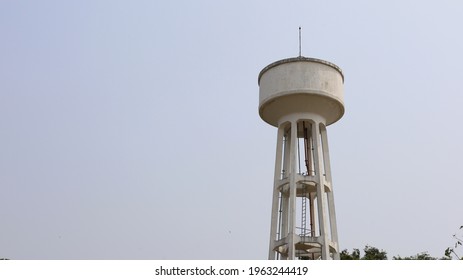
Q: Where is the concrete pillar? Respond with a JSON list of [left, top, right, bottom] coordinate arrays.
[[320, 124, 340, 260], [268, 125, 284, 260]]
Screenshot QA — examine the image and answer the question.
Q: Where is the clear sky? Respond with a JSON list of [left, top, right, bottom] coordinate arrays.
[[1, 0, 462, 259]]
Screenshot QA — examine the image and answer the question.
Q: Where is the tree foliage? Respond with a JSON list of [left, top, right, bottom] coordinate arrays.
[[341, 226, 463, 260], [444, 225, 463, 260], [341, 246, 387, 260], [393, 252, 437, 260], [340, 248, 360, 260]]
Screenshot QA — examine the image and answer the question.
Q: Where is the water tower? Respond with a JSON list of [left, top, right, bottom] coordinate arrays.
[[258, 56, 344, 260]]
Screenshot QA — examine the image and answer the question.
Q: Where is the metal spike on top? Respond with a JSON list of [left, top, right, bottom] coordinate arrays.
[[298, 26, 302, 57]]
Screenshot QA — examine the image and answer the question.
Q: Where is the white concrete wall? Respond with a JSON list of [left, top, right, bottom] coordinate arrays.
[[258, 57, 344, 127]]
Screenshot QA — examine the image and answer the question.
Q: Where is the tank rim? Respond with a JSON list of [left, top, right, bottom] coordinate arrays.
[[258, 56, 344, 85]]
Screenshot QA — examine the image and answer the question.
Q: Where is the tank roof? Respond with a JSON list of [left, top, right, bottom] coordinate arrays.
[[258, 56, 344, 85]]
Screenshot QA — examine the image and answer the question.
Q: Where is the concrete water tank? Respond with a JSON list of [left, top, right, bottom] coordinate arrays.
[[258, 57, 344, 127]]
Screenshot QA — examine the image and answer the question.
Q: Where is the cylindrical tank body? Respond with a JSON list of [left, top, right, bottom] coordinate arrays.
[[258, 57, 344, 127]]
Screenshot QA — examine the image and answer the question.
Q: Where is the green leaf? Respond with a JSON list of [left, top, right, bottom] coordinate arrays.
[[444, 248, 452, 258]]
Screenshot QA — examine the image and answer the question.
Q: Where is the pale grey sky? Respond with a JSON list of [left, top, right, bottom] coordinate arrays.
[[1, 0, 462, 259]]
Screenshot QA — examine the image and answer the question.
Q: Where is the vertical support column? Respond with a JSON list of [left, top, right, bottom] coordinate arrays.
[[309, 192, 315, 237], [280, 126, 290, 260], [279, 194, 289, 260], [283, 128, 291, 180], [320, 124, 340, 259], [287, 120, 298, 260], [312, 121, 330, 259], [268, 125, 285, 260]]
